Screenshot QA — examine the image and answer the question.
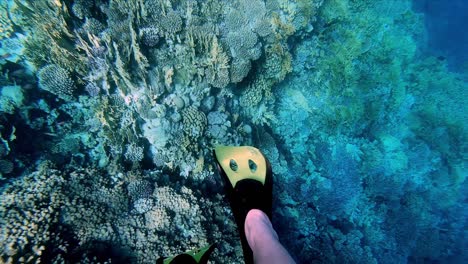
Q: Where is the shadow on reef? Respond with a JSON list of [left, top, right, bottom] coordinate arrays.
[[41, 223, 134, 263], [65, 240, 134, 264]]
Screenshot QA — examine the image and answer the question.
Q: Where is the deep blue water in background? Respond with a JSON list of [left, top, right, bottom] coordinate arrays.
[[414, 0, 468, 71]]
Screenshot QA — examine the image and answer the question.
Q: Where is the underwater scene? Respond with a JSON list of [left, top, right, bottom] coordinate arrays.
[[0, 0, 466, 263]]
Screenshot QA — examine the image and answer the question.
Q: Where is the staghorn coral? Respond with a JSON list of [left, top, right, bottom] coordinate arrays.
[[8, 0, 297, 178], [4, 164, 241, 263], [2, 0, 465, 263], [12, 0, 88, 74], [37, 64, 76, 101]]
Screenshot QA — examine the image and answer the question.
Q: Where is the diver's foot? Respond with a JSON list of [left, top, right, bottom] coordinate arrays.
[[214, 146, 273, 264], [230, 177, 272, 223]]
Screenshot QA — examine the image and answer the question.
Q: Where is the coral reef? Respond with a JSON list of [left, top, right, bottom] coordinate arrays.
[[0, 162, 242, 263], [0, 0, 466, 263], [268, 0, 467, 263], [0, 162, 67, 263]]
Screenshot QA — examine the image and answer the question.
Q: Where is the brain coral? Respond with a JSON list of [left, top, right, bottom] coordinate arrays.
[[182, 106, 207, 140]]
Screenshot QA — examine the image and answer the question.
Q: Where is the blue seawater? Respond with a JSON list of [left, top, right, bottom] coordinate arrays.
[[0, 0, 466, 263], [414, 0, 468, 71]]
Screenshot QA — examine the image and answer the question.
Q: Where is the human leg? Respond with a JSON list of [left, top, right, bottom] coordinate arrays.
[[244, 209, 296, 264]]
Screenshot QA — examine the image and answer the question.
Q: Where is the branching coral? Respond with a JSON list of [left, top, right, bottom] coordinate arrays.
[[12, 0, 88, 74], [0, 2, 13, 41], [124, 142, 144, 163], [230, 58, 252, 83], [269, 1, 467, 263], [0, 162, 66, 263], [0, 85, 24, 114], [205, 36, 230, 88], [127, 179, 154, 214], [140, 26, 160, 47]]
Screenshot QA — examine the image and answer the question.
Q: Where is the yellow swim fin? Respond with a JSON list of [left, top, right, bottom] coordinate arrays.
[[213, 145, 273, 264], [156, 243, 216, 264]]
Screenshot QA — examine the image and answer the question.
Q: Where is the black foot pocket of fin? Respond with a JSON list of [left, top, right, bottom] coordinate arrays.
[[213, 146, 273, 264]]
